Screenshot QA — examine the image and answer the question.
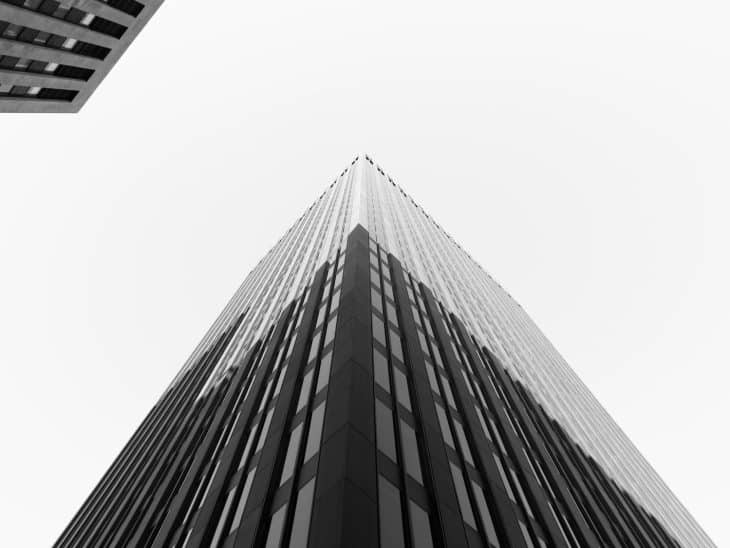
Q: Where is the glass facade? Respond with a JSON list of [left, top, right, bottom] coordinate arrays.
[[54, 157, 713, 548]]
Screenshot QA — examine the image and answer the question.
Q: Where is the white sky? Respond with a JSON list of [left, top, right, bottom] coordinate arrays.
[[1, 1, 728, 546]]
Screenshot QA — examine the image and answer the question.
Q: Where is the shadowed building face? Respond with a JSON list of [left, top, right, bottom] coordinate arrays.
[[0, 0, 163, 112]]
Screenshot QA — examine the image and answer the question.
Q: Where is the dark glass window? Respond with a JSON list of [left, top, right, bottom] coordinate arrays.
[[304, 402, 326, 461], [288, 479, 316, 548], [393, 368, 412, 412], [399, 420, 423, 483], [280, 424, 304, 486], [378, 476, 405, 548], [409, 501, 434, 548], [264, 504, 288, 548], [376, 400, 397, 462], [374, 348, 390, 393], [450, 463, 476, 529]]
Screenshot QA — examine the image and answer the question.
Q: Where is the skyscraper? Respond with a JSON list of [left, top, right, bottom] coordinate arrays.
[[55, 156, 714, 548], [0, 0, 162, 112]]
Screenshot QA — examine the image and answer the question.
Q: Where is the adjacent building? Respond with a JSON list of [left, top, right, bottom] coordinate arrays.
[[0, 0, 162, 112], [55, 157, 714, 547]]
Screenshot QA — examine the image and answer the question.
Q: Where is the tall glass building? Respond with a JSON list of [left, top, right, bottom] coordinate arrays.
[[55, 156, 714, 548]]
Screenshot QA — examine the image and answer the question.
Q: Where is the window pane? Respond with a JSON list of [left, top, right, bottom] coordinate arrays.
[[493, 455, 516, 502], [432, 349, 443, 369], [424, 362, 440, 393], [392, 368, 412, 412], [315, 305, 327, 328], [378, 476, 405, 548], [371, 267, 381, 288], [256, 409, 275, 453], [374, 348, 390, 393], [280, 424, 304, 486], [520, 521, 536, 548], [454, 421, 475, 466], [289, 479, 316, 548], [264, 504, 288, 548], [376, 399, 398, 462], [308, 332, 321, 363], [440, 375, 456, 408], [472, 481, 500, 547], [315, 352, 332, 394], [382, 263, 391, 281], [230, 467, 257, 534], [435, 404, 455, 447], [386, 302, 398, 326], [409, 501, 434, 548], [477, 410, 492, 442], [324, 315, 337, 347], [511, 469, 534, 518], [371, 287, 383, 312], [390, 330, 403, 362], [418, 330, 429, 355], [330, 289, 341, 311], [373, 315, 386, 346], [211, 488, 235, 547], [489, 418, 507, 453], [462, 370, 475, 396], [450, 463, 476, 529], [237, 427, 257, 471], [400, 420, 423, 483], [304, 402, 326, 461], [274, 364, 289, 396], [296, 371, 314, 411]]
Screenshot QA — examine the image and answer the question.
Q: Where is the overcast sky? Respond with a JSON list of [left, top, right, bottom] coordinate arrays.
[[1, 1, 728, 546]]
